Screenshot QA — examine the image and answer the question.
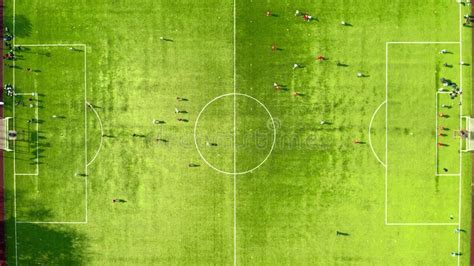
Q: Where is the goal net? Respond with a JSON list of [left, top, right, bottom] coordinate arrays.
[[460, 116, 474, 152], [0, 117, 14, 152]]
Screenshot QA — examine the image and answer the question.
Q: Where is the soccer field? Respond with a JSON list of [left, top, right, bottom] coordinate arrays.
[[2, 0, 473, 265]]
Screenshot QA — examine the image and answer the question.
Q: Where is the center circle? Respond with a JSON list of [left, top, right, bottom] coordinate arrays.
[[194, 93, 276, 175]]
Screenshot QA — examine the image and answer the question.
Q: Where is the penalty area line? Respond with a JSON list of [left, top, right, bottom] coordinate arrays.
[[16, 221, 87, 224], [386, 222, 459, 226], [14, 44, 86, 47]]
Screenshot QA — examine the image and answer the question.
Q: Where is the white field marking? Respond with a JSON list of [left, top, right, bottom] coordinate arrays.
[[13, 92, 36, 96], [386, 41, 460, 44], [84, 45, 88, 224], [15, 173, 38, 176], [16, 221, 87, 224], [437, 91, 452, 94], [12, 0, 18, 263], [35, 93, 39, 175], [386, 222, 459, 226], [86, 102, 103, 167], [193, 93, 276, 175], [456, 2, 463, 264], [436, 91, 439, 176], [368, 101, 387, 167], [385, 41, 462, 226], [233, 0, 237, 264], [14, 44, 86, 47], [436, 174, 461, 177], [385, 42, 388, 225]]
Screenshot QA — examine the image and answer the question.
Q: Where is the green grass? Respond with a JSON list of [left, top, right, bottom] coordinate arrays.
[[2, 0, 473, 265]]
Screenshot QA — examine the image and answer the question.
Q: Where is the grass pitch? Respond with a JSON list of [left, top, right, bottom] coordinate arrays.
[[3, 0, 473, 265]]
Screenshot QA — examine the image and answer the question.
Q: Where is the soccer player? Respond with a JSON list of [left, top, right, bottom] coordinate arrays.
[[273, 82, 281, 90], [316, 55, 326, 61]]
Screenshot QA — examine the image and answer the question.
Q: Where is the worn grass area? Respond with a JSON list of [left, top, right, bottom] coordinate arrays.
[[2, 0, 472, 265]]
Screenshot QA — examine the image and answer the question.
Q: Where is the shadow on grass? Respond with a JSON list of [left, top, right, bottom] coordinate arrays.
[[4, 15, 32, 37], [13, 221, 90, 264], [5, 188, 90, 264]]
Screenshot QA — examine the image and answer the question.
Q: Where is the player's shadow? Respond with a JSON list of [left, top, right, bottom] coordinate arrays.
[[275, 84, 289, 91], [113, 199, 127, 203], [17, 46, 32, 52]]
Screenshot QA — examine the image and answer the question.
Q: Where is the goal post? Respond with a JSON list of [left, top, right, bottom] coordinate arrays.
[[0, 117, 14, 152], [460, 116, 473, 152]]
